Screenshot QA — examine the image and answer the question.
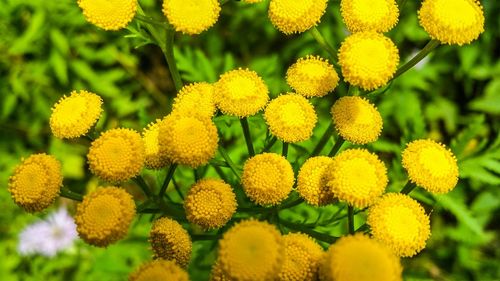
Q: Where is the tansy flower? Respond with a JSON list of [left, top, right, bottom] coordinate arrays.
[[325, 149, 388, 208], [319, 234, 402, 281], [418, 0, 484, 45], [158, 114, 218, 168], [340, 0, 399, 33], [87, 128, 145, 182], [129, 259, 189, 281], [241, 153, 294, 206], [402, 139, 459, 193], [210, 259, 230, 281], [142, 120, 169, 170], [278, 233, 324, 281], [264, 94, 318, 143], [338, 32, 399, 91], [150, 217, 192, 267], [218, 220, 284, 281], [77, 0, 137, 31], [297, 156, 336, 206], [268, 0, 328, 34], [50, 90, 103, 139], [75, 187, 136, 247], [172, 82, 216, 119], [368, 193, 430, 257], [8, 154, 62, 213], [286, 55, 339, 98], [184, 179, 237, 229], [162, 0, 220, 35], [331, 96, 383, 144], [214, 68, 269, 118]]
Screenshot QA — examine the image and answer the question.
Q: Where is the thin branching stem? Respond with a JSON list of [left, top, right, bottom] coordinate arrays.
[[240, 117, 255, 157]]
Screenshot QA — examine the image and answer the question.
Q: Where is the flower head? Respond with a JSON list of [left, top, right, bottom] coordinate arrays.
[[418, 0, 484, 45], [241, 153, 294, 206], [142, 120, 170, 170], [264, 94, 317, 143], [162, 0, 220, 35], [340, 0, 399, 33], [402, 139, 459, 193], [278, 233, 324, 281], [150, 217, 192, 267], [325, 149, 388, 208], [214, 68, 269, 118], [297, 156, 336, 206], [172, 82, 216, 119], [184, 179, 237, 229], [368, 193, 431, 257], [286, 55, 339, 98], [268, 0, 328, 34], [331, 96, 383, 144], [77, 0, 137, 31], [8, 154, 62, 213], [338, 32, 399, 91], [50, 90, 103, 139], [218, 219, 284, 281], [75, 187, 136, 247], [210, 259, 230, 281], [129, 259, 189, 281], [319, 234, 402, 281], [87, 128, 145, 182]]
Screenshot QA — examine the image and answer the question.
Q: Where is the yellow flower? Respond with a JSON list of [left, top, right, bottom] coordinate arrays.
[[268, 0, 328, 34], [297, 156, 336, 206], [142, 120, 170, 170], [87, 128, 145, 182], [75, 187, 136, 247], [8, 154, 62, 213], [331, 96, 383, 144], [162, 0, 220, 35], [241, 153, 294, 206], [184, 179, 237, 229], [325, 149, 388, 208], [210, 259, 231, 281], [77, 0, 137, 31], [338, 32, 399, 91], [218, 219, 284, 281], [278, 233, 324, 281], [150, 217, 192, 267], [286, 55, 339, 98], [340, 0, 399, 33], [129, 259, 189, 281], [214, 68, 269, 118], [264, 94, 318, 143], [158, 114, 218, 168], [319, 234, 402, 281], [402, 139, 459, 193], [172, 82, 216, 119], [368, 193, 431, 257], [50, 90, 103, 139], [418, 0, 484, 45]]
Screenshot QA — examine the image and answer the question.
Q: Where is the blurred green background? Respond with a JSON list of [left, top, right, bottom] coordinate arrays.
[[1, 0, 499, 280]]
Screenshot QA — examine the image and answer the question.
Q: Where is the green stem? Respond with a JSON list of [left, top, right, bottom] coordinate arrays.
[[400, 181, 417, 195], [135, 14, 168, 29], [219, 147, 241, 180], [164, 29, 183, 92], [279, 198, 304, 210], [282, 142, 289, 158], [328, 138, 345, 157], [172, 178, 185, 200], [60, 188, 83, 202], [348, 206, 355, 234], [240, 118, 255, 157], [262, 136, 277, 153], [392, 39, 440, 80], [133, 176, 153, 198], [159, 164, 178, 198], [312, 124, 333, 156], [310, 27, 337, 62], [279, 217, 338, 244]]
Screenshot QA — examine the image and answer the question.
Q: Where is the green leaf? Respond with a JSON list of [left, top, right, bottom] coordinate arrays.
[[434, 193, 485, 238]]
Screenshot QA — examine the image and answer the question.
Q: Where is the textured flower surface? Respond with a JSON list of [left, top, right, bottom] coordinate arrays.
[[340, 0, 399, 32], [150, 217, 192, 267], [297, 156, 336, 206], [77, 0, 137, 30], [142, 119, 169, 169], [172, 82, 216, 119], [268, 0, 328, 34], [129, 259, 189, 281], [286, 55, 339, 98], [278, 233, 324, 281], [163, 0, 221, 35]]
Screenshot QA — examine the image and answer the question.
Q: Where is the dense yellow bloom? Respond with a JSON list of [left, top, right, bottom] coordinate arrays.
[[75, 187, 136, 247], [158, 114, 218, 168], [129, 259, 189, 281], [418, 0, 484, 45], [325, 149, 388, 208], [8, 154, 62, 213], [142, 120, 169, 169], [163, 0, 220, 35], [218, 220, 284, 281], [50, 90, 103, 139], [331, 96, 383, 144], [278, 233, 324, 281], [286, 55, 339, 98], [214, 68, 269, 118], [210, 259, 230, 281], [319, 234, 402, 281], [268, 0, 328, 34], [264, 94, 318, 143], [402, 139, 459, 193], [368, 193, 431, 257], [340, 0, 399, 33], [172, 82, 216, 119], [338, 32, 399, 91], [77, 0, 137, 31], [150, 217, 192, 267], [297, 156, 336, 206], [87, 128, 145, 182], [241, 153, 294, 206], [184, 179, 237, 229]]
